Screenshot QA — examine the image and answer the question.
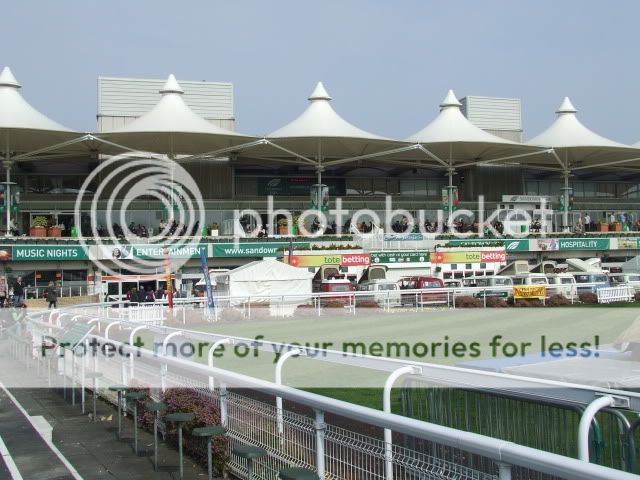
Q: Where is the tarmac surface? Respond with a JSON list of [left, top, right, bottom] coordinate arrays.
[[0, 343, 212, 480]]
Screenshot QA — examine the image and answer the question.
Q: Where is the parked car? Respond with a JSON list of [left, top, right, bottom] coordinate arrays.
[[546, 273, 578, 298], [463, 276, 513, 298], [318, 276, 354, 305], [398, 276, 446, 305], [572, 273, 610, 294], [608, 273, 640, 292], [357, 279, 402, 307]]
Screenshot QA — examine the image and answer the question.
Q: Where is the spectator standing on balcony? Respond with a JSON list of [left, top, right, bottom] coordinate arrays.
[[584, 213, 591, 232], [0, 276, 6, 307], [45, 281, 57, 309], [13, 276, 24, 308]]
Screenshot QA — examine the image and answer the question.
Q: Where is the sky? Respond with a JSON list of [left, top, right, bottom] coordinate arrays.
[[2, 0, 639, 143]]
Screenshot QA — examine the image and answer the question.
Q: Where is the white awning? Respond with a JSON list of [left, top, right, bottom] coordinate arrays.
[[401, 90, 548, 168], [527, 97, 640, 170], [264, 82, 400, 159], [99, 74, 255, 155], [0, 66, 80, 154]]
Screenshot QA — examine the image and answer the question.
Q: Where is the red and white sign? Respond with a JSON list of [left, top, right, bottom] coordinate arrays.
[[340, 253, 371, 266], [480, 250, 507, 262]]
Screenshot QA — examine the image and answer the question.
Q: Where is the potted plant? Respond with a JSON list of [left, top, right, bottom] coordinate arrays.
[[208, 223, 219, 237], [277, 218, 289, 235], [597, 219, 609, 232], [47, 223, 62, 237], [291, 214, 300, 235], [610, 221, 622, 232], [30, 216, 48, 237]]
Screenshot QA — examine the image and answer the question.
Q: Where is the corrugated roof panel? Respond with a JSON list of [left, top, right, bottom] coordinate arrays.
[[97, 77, 234, 119], [460, 96, 522, 131]]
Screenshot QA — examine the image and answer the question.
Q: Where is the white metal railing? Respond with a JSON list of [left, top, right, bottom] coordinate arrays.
[[597, 286, 635, 304], [16, 307, 640, 480]]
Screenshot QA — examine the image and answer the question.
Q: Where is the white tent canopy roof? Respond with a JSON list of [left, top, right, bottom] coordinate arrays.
[[263, 81, 399, 159], [400, 89, 543, 166], [407, 90, 516, 145], [527, 97, 628, 149], [526, 97, 640, 169], [100, 74, 254, 155], [0, 66, 80, 153]]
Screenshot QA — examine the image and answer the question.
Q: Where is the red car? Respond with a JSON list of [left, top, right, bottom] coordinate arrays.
[[398, 276, 446, 305]]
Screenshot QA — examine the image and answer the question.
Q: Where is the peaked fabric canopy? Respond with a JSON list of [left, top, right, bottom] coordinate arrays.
[[527, 97, 640, 170], [99, 74, 255, 155], [264, 82, 400, 159], [0, 66, 80, 153], [405, 89, 546, 167]]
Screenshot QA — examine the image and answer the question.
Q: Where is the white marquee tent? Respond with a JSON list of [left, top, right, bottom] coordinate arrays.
[[216, 259, 314, 316]]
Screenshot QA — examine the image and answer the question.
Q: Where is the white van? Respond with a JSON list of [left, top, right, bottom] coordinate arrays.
[[356, 279, 402, 307], [546, 273, 578, 298], [609, 273, 640, 292], [463, 276, 513, 298], [511, 273, 549, 286]]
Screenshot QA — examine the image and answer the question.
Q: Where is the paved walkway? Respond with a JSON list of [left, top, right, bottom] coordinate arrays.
[[0, 344, 211, 479]]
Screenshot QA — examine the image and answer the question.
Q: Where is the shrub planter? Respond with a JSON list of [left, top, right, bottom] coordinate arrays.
[[47, 227, 62, 237], [597, 224, 609, 232], [610, 223, 622, 232], [30, 226, 47, 237]]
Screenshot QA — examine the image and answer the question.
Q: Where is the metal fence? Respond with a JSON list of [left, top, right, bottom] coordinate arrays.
[[10, 306, 640, 479]]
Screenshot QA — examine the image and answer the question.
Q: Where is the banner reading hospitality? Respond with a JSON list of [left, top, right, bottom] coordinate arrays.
[[513, 285, 546, 299], [432, 250, 506, 263]]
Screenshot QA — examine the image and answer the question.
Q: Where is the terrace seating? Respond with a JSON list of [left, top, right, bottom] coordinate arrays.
[[108, 385, 128, 439], [165, 411, 195, 479], [279, 466, 320, 479], [124, 391, 146, 454], [192, 425, 226, 480], [145, 401, 168, 470], [233, 445, 267, 480]]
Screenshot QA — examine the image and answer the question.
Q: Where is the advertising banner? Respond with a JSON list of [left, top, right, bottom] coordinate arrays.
[[558, 239, 610, 251], [513, 285, 546, 299], [96, 244, 208, 260], [371, 251, 430, 263], [12, 245, 89, 261], [284, 253, 370, 267], [211, 242, 309, 257], [432, 250, 506, 264]]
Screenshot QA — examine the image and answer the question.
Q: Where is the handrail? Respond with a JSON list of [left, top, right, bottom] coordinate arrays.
[[75, 331, 637, 480], [27, 308, 640, 412]]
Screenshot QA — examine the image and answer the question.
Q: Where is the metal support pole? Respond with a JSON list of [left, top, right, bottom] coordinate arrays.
[[383, 366, 422, 480], [129, 325, 148, 379], [219, 382, 228, 426], [208, 338, 233, 390], [276, 348, 304, 437], [562, 167, 571, 232], [314, 409, 326, 478], [497, 462, 512, 480], [578, 396, 615, 461]]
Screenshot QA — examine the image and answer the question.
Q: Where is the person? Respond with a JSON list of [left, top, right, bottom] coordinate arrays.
[[45, 281, 57, 309], [144, 287, 156, 303], [584, 213, 591, 232], [8, 218, 18, 236], [0, 276, 6, 307], [13, 276, 24, 308], [574, 218, 583, 234]]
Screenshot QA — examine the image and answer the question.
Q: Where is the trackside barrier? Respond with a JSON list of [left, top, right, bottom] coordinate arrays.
[[18, 307, 640, 480], [597, 286, 635, 304], [126, 304, 166, 324]]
